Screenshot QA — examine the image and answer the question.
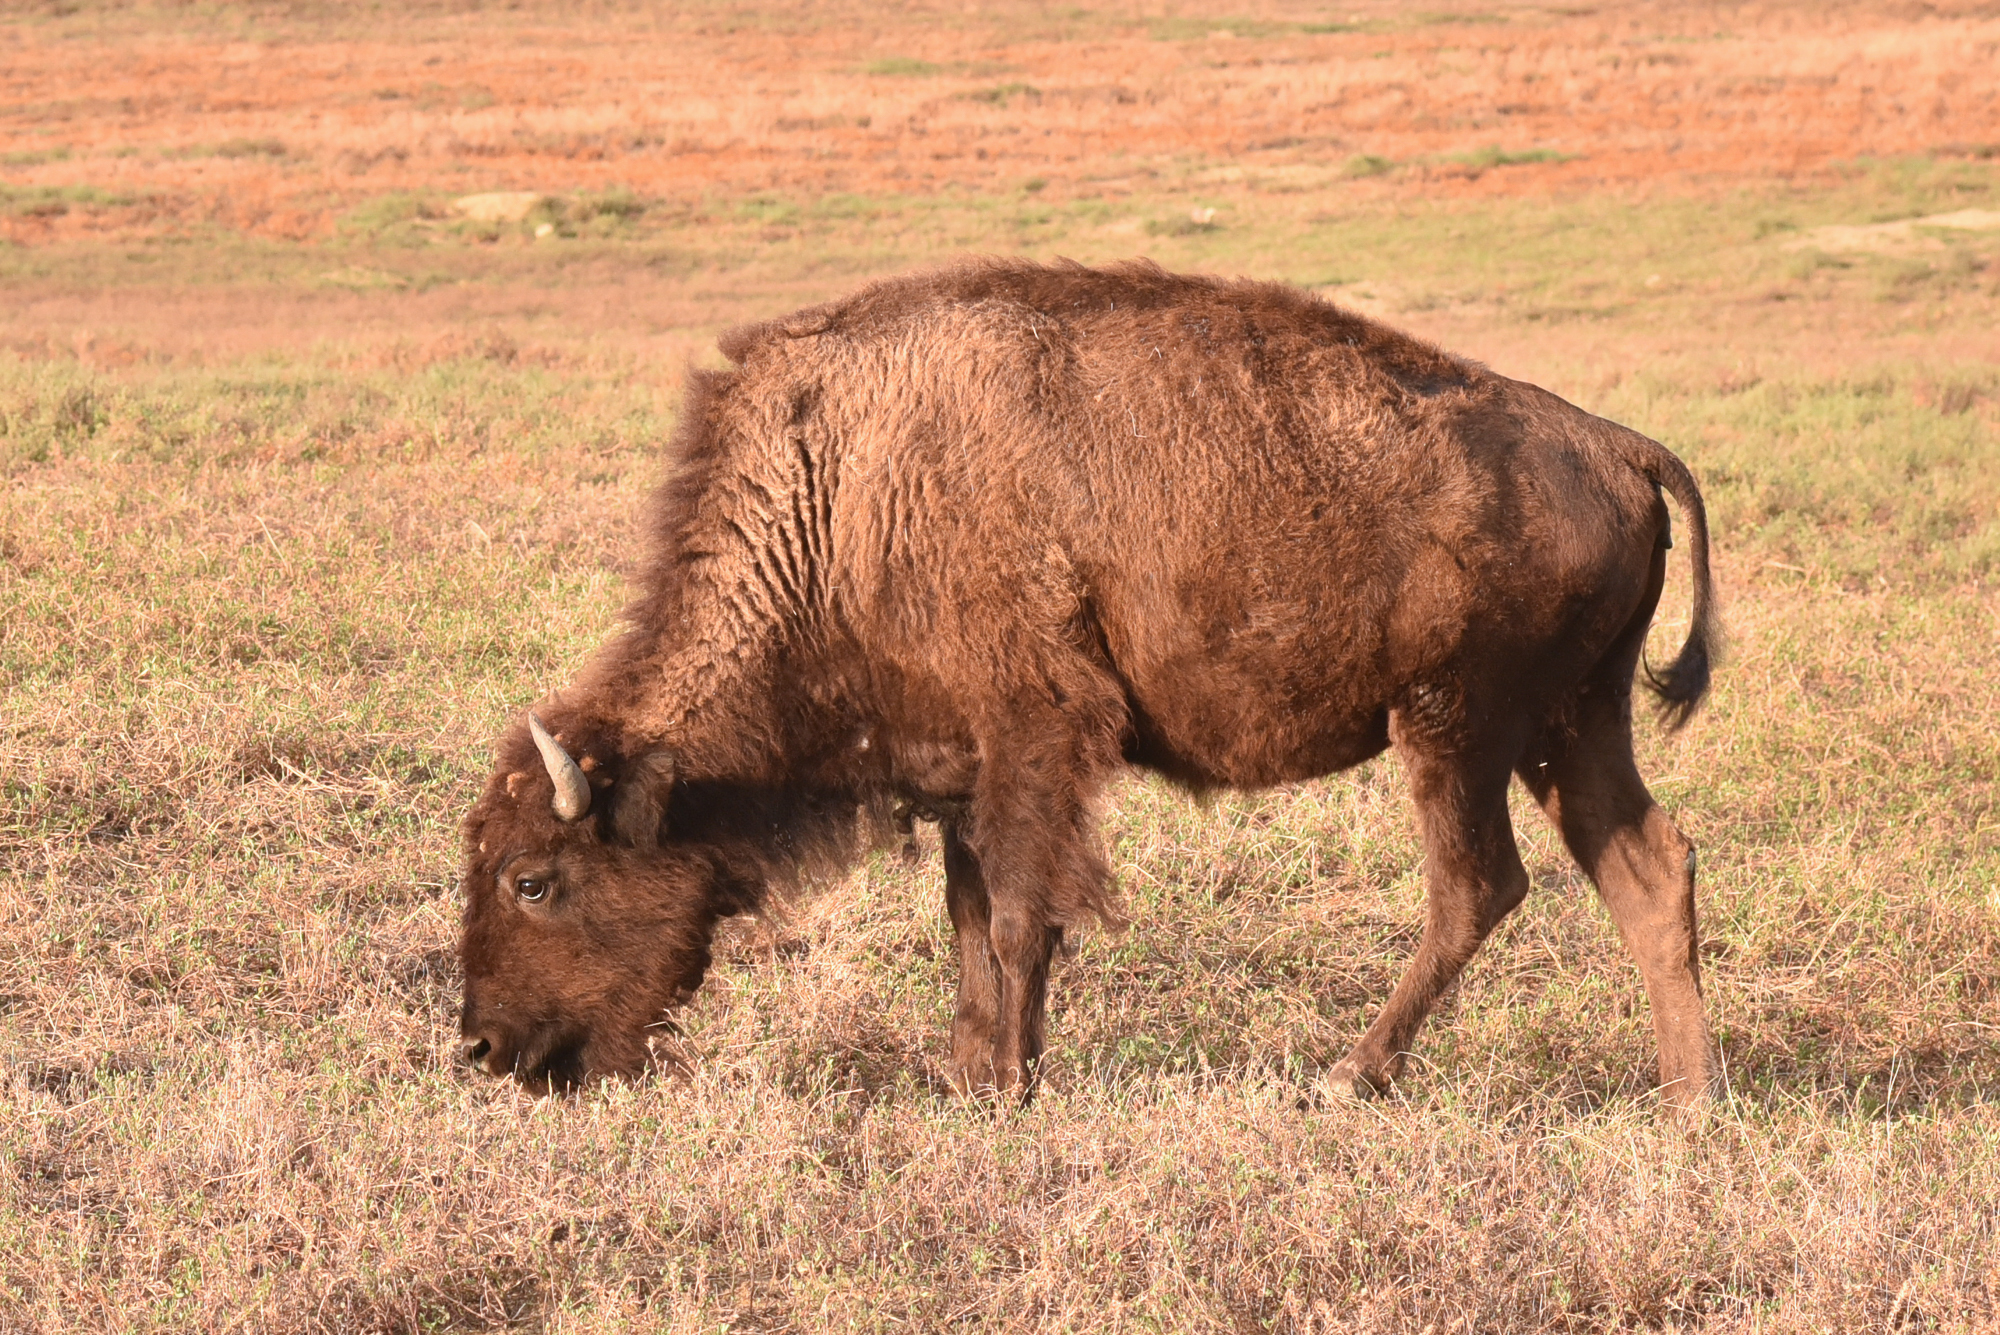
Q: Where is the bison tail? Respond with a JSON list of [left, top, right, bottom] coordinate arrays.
[[1630, 434, 1718, 732]]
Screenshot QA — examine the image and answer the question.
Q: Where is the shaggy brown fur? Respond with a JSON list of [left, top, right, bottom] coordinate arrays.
[[457, 258, 1720, 1107]]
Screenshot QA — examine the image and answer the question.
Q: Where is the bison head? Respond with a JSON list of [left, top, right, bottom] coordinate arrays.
[[456, 713, 737, 1093]]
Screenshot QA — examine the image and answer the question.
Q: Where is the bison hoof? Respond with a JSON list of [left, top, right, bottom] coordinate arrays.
[[1660, 1069, 1723, 1122], [951, 1072, 998, 1102], [1315, 1061, 1385, 1106]]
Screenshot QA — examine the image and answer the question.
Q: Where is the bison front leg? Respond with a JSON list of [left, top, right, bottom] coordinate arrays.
[[942, 820, 1005, 1096], [1328, 742, 1529, 1100], [989, 908, 1063, 1103], [942, 819, 1063, 1102]]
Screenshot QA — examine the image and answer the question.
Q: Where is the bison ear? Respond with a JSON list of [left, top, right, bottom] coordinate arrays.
[[610, 750, 677, 850]]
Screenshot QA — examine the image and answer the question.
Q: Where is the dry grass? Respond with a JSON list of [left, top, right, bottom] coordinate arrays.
[[5, 2, 2000, 1331]]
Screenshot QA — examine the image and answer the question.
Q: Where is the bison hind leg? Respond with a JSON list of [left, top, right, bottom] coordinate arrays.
[[1325, 728, 1531, 1101], [1519, 696, 1720, 1110]]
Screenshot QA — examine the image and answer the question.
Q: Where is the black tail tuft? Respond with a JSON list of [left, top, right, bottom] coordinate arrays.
[[1643, 633, 1712, 733]]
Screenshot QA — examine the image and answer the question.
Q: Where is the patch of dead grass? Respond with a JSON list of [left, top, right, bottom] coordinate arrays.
[[5, 278, 1997, 1330]]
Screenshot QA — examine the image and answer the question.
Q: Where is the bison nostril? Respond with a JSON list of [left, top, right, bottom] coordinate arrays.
[[461, 1037, 493, 1068]]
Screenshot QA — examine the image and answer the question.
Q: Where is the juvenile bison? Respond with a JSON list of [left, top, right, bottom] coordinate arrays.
[[458, 259, 1721, 1107]]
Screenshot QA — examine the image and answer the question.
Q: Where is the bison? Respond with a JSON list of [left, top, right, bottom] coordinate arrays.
[[457, 258, 1721, 1108]]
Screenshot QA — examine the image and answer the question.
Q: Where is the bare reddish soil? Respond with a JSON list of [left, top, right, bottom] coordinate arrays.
[[4, 1, 1999, 244]]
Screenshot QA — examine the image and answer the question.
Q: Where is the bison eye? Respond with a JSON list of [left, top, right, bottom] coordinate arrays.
[[514, 875, 551, 903]]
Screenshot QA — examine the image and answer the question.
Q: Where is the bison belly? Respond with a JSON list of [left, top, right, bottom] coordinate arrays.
[[1094, 564, 1400, 791]]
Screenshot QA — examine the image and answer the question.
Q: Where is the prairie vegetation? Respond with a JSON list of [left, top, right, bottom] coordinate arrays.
[[3, 1, 1999, 1331]]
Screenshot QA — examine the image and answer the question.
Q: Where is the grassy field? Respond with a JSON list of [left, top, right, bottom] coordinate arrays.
[[5, 2, 2000, 1331]]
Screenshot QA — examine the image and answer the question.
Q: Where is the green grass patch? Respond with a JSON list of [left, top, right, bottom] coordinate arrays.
[[1605, 367, 2000, 584], [1147, 12, 1502, 39], [1450, 144, 1574, 170], [336, 190, 449, 241], [0, 183, 141, 218], [863, 56, 942, 76], [213, 136, 288, 159], [961, 81, 1041, 106], [1, 146, 72, 167], [1148, 16, 1325, 40]]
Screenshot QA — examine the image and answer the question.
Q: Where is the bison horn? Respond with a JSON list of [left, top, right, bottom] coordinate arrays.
[[528, 713, 592, 821]]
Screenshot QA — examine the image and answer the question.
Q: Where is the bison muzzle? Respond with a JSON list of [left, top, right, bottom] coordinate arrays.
[[457, 259, 1722, 1108]]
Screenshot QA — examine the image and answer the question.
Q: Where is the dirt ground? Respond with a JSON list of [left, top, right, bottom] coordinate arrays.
[[5, 0, 1999, 245]]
